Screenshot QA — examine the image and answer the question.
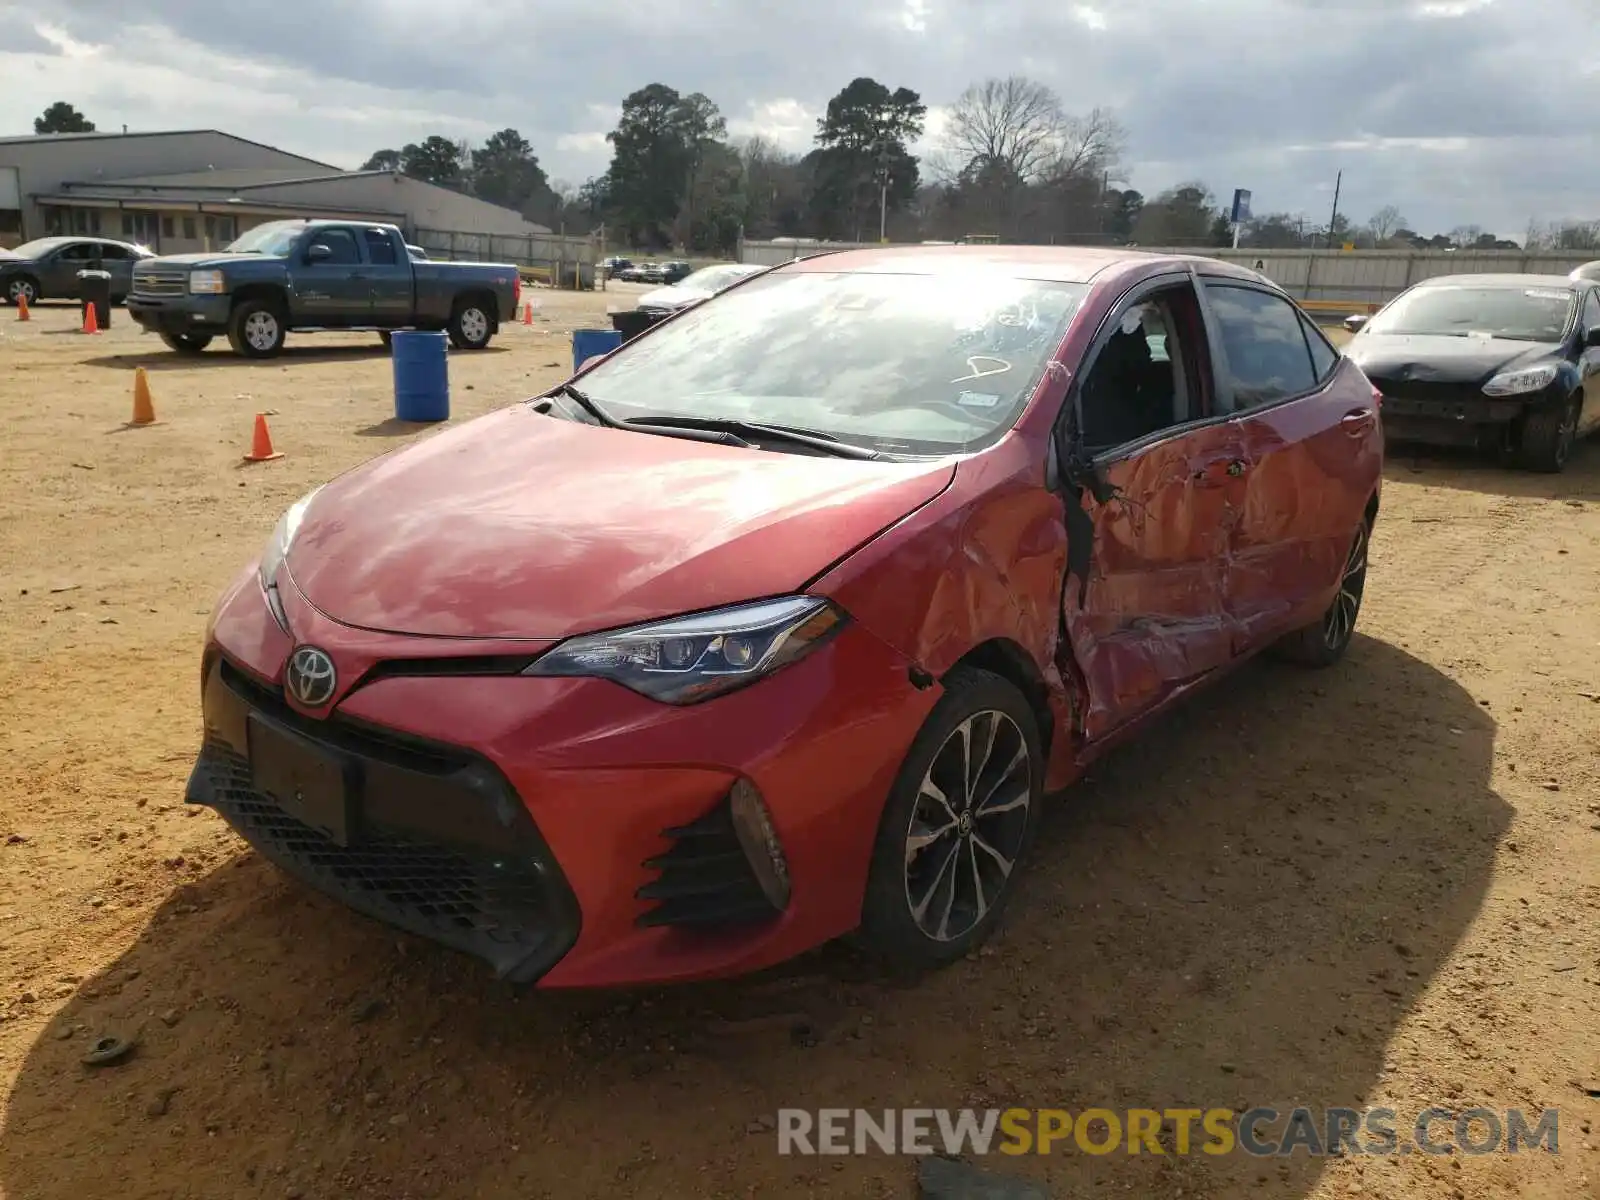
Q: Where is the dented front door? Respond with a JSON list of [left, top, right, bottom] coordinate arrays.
[[1059, 419, 1248, 742]]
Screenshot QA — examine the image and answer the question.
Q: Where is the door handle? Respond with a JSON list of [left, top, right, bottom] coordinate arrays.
[[1194, 457, 1248, 487], [1341, 408, 1376, 434]]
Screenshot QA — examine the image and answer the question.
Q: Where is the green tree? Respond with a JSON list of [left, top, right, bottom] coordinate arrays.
[[605, 84, 729, 247], [1104, 188, 1143, 241], [806, 78, 926, 241], [399, 136, 465, 188], [470, 128, 555, 216], [34, 102, 95, 134], [361, 149, 402, 171]]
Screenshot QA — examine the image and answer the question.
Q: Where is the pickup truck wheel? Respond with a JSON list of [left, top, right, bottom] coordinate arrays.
[[378, 331, 393, 349], [447, 300, 493, 350], [160, 332, 213, 355], [227, 300, 286, 358]]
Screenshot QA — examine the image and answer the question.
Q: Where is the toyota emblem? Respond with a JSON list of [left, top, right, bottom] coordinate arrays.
[[285, 645, 337, 708]]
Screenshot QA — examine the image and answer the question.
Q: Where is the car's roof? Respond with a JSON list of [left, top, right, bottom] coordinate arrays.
[[1414, 273, 1577, 291], [780, 243, 1260, 285]]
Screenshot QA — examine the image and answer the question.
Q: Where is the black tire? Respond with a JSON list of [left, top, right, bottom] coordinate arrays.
[[227, 298, 287, 358], [160, 332, 213, 355], [446, 296, 494, 350], [857, 667, 1045, 971], [1514, 394, 1579, 474], [1273, 521, 1369, 667], [378, 331, 393, 349], [5, 275, 40, 306]]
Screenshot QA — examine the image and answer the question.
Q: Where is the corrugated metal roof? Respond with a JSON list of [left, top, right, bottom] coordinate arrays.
[[58, 168, 377, 190], [0, 129, 338, 170]]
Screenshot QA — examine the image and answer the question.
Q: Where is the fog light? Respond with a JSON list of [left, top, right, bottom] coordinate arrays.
[[729, 778, 790, 910]]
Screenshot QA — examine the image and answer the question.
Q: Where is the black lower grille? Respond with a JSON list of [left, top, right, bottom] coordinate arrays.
[[188, 656, 580, 983], [1369, 377, 1484, 406], [636, 797, 780, 928]]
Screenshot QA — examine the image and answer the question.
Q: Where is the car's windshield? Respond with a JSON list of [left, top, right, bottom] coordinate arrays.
[[1366, 284, 1575, 342], [224, 223, 304, 256], [8, 238, 68, 258], [677, 265, 759, 292], [574, 270, 1088, 455]]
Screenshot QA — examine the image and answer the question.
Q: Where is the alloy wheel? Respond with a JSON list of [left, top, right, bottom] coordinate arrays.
[[7, 278, 35, 304], [1323, 524, 1368, 651], [245, 311, 280, 352], [902, 710, 1032, 943], [459, 307, 489, 344]]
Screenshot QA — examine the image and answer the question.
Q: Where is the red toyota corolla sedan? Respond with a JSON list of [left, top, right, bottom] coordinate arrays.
[[190, 246, 1383, 988]]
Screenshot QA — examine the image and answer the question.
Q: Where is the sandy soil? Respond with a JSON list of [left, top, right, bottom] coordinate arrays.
[[0, 294, 1597, 1200]]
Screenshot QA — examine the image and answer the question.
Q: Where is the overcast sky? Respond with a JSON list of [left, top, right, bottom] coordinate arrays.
[[0, 0, 1594, 239]]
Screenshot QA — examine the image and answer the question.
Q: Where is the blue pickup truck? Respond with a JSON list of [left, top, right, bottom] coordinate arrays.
[[127, 219, 521, 358]]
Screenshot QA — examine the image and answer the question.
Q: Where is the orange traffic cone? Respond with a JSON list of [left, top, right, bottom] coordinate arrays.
[[15, 295, 28, 322], [522, 301, 534, 325], [242, 413, 283, 462], [129, 367, 156, 426], [81, 302, 100, 334]]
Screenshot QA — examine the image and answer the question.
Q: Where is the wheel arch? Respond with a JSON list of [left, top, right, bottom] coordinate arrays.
[[231, 283, 289, 314], [942, 637, 1055, 763]]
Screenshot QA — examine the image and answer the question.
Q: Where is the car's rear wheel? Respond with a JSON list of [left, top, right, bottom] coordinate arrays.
[[5, 276, 39, 306], [447, 298, 494, 350], [160, 332, 213, 354], [1514, 394, 1580, 473], [858, 668, 1044, 971], [1273, 521, 1369, 667], [378, 331, 393, 349], [227, 300, 286, 358]]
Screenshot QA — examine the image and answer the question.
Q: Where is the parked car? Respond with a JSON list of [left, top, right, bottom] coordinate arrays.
[[126, 219, 521, 357], [658, 260, 694, 284], [1344, 273, 1600, 472], [634, 262, 768, 316], [0, 236, 154, 306], [1572, 261, 1600, 283], [600, 255, 633, 279], [188, 245, 1382, 988]]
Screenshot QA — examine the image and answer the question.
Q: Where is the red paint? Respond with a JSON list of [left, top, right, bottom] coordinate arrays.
[[203, 246, 1383, 987]]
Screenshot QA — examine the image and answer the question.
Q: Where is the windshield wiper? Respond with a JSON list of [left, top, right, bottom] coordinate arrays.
[[625, 415, 885, 460], [539, 384, 752, 448]]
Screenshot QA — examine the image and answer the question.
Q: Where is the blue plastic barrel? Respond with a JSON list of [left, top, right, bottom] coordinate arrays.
[[572, 327, 622, 373], [391, 330, 450, 422]]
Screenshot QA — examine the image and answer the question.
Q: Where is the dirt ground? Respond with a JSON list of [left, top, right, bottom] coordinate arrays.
[[1, 292, 1597, 1200]]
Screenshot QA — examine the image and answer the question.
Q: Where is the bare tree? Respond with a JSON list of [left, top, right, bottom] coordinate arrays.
[[940, 76, 1065, 185], [1366, 204, 1406, 243], [1047, 106, 1127, 184]]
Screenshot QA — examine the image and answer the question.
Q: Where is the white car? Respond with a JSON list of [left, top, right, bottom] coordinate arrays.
[[635, 263, 768, 315]]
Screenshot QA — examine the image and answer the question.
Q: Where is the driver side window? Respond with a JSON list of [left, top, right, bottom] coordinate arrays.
[[307, 229, 360, 265], [1077, 282, 1210, 452]]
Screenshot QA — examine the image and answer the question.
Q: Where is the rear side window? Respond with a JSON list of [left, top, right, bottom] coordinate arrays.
[[363, 230, 397, 265], [1299, 312, 1340, 381], [1205, 284, 1317, 410]]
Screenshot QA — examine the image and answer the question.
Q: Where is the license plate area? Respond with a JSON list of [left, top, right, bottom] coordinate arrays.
[[248, 715, 358, 846]]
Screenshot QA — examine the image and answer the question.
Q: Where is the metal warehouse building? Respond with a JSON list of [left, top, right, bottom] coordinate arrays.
[[0, 129, 553, 254]]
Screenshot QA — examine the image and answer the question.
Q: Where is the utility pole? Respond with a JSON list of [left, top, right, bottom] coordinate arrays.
[[872, 137, 892, 244], [1327, 169, 1343, 250]]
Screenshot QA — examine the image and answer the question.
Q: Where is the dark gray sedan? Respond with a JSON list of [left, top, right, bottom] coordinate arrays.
[[0, 236, 154, 306]]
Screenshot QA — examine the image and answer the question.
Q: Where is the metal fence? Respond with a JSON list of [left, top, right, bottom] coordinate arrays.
[[735, 239, 1596, 313], [413, 227, 598, 289]]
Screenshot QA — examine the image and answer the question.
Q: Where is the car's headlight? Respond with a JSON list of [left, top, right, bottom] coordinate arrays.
[[1482, 363, 1558, 396], [523, 596, 845, 704], [258, 489, 320, 592], [189, 269, 226, 294]]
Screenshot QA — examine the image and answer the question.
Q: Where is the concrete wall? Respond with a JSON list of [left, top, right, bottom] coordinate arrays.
[[0, 131, 334, 241], [736, 238, 1595, 311]]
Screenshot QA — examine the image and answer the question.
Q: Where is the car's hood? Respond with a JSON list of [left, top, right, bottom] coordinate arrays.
[[636, 284, 709, 311], [141, 252, 271, 269], [1347, 333, 1560, 386], [285, 406, 955, 640]]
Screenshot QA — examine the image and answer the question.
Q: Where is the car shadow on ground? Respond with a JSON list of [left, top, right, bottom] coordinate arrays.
[[0, 635, 1507, 1200], [1384, 438, 1600, 502], [78, 345, 512, 372]]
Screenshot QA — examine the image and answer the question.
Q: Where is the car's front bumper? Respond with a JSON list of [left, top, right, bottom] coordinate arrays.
[[127, 294, 232, 335], [188, 559, 938, 988]]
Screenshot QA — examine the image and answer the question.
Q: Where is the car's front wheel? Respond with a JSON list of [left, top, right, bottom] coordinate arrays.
[[1274, 521, 1369, 667], [858, 667, 1044, 970], [227, 300, 287, 358], [1514, 393, 1580, 473], [5, 276, 39, 306]]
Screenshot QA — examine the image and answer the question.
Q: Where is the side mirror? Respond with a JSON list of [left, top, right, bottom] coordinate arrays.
[[1585, 325, 1600, 349], [1343, 314, 1368, 334], [305, 243, 332, 264]]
